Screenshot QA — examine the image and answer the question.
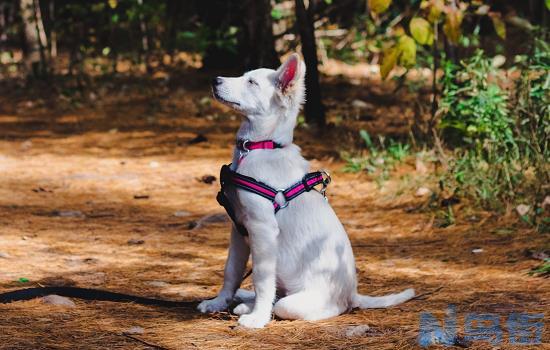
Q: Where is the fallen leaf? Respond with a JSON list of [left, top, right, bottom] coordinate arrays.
[[344, 325, 371, 337], [56, 210, 84, 218], [516, 204, 530, 216], [127, 239, 145, 245], [415, 187, 432, 197], [123, 326, 145, 335], [199, 175, 216, 184], [42, 295, 76, 308], [133, 195, 150, 200]]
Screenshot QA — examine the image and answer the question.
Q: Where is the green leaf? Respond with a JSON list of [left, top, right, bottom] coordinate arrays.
[[409, 17, 433, 45], [370, 0, 392, 15], [270, 8, 283, 20], [91, 3, 105, 12], [476, 5, 490, 15], [443, 8, 463, 45], [427, 0, 444, 23], [398, 35, 416, 67], [380, 46, 399, 80], [359, 130, 373, 149], [546, 0, 550, 11], [18, 278, 29, 283], [489, 13, 506, 39]]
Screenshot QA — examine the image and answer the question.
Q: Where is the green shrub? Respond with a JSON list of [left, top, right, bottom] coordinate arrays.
[[530, 259, 550, 277], [439, 50, 517, 155], [512, 38, 550, 188], [343, 130, 410, 186], [439, 43, 549, 213]]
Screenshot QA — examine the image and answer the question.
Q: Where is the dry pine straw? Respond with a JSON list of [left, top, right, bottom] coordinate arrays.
[[0, 80, 548, 350]]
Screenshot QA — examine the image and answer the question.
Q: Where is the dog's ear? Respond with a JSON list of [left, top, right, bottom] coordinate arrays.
[[276, 53, 305, 94]]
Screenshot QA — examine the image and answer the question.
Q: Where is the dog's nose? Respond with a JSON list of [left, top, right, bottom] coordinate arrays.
[[212, 77, 222, 87]]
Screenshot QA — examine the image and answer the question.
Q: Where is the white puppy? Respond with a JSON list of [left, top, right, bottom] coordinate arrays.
[[197, 53, 414, 328]]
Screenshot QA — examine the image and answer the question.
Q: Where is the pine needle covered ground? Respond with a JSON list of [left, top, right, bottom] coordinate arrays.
[[0, 70, 547, 349]]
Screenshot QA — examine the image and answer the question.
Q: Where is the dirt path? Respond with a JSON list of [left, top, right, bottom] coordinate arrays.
[[0, 77, 547, 349]]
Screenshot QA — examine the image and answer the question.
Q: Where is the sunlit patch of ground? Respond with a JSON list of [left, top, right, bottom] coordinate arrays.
[[0, 73, 547, 349]]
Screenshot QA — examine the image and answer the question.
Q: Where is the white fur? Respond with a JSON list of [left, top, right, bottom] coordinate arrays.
[[197, 54, 414, 328]]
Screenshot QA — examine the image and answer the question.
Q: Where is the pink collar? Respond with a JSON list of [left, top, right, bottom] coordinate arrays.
[[236, 139, 284, 153], [236, 139, 284, 165]]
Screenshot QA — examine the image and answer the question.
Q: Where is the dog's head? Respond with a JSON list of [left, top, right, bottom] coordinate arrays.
[[211, 53, 306, 119]]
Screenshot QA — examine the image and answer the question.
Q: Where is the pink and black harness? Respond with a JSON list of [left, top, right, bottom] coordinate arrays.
[[217, 139, 331, 236]]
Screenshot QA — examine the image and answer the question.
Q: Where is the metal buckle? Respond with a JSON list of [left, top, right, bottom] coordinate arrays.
[[275, 189, 289, 209], [319, 169, 331, 200], [239, 139, 250, 158]]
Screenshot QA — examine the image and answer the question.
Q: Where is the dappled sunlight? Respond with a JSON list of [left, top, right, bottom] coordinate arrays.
[[1, 93, 547, 346]]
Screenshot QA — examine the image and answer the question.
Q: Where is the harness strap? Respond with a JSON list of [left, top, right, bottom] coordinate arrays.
[[217, 164, 330, 236], [217, 165, 249, 235]]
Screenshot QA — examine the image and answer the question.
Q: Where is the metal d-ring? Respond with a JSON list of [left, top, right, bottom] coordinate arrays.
[[239, 139, 251, 158], [276, 189, 289, 209], [319, 169, 331, 199]]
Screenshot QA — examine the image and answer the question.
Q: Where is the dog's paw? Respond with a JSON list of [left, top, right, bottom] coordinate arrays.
[[233, 302, 254, 315], [238, 311, 271, 328], [197, 297, 229, 313]]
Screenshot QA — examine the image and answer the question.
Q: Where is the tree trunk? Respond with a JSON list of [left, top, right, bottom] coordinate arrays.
[[49, 0, 56, 58], [243, 0, 278, 69], [165, 0, 182, 56], [295, 0, 325, 127], [196, 0, 241, 69], [19, 0, 48, 78], [0, 3, 7, 44], [137, 0, 150, 72]]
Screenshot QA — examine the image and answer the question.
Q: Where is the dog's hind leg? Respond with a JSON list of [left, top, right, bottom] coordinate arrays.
[[273, 291, 345, 321], [233, 289, 255, 315], [234, 289, 255, 303], [233, 301, 255, 315]]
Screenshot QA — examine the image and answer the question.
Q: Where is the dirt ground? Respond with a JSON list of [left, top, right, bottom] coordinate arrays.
[[0, 70, 548, 350]]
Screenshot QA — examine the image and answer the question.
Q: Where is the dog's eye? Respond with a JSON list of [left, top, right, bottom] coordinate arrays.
[[248, 79, 258, 86]]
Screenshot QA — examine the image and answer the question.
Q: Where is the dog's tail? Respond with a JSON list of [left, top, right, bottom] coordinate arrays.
[[352, 288, 415, 309]]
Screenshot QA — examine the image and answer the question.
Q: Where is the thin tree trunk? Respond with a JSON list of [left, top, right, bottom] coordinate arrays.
[[19, 0, 48, 77], [243, 0, 278, 69], [295, 0, 325, 127], [137, 0, 151, 72], [0, 3, 6, 44], [49, 0, 56, 58], [34, 0, 47, 54], [137, 0, 149, 52], [165, 0, 181, 57], [430, 21, 438, 125]]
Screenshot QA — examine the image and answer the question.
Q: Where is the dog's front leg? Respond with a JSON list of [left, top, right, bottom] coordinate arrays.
[[198, 226, 250, 313], [237, 208, 279, 328]]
